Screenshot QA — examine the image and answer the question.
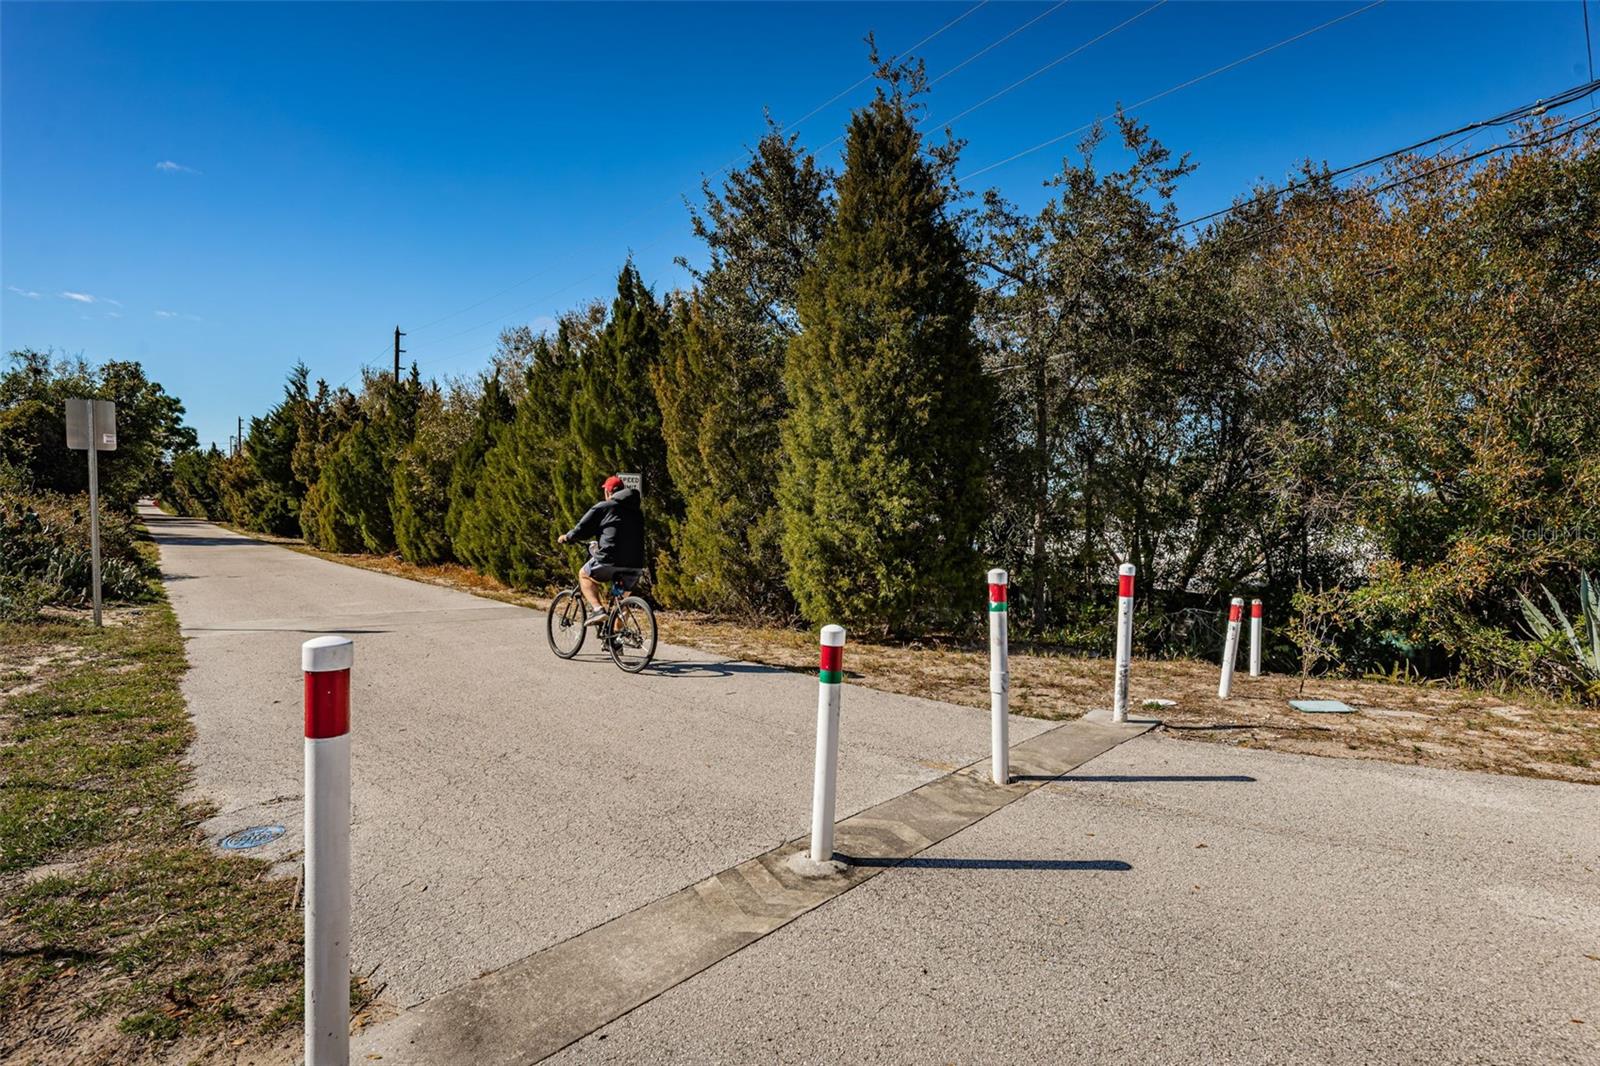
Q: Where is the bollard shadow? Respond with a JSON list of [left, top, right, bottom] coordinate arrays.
[[182, 626, 392, 635], [1162, 722, 1256, 732], [644, 659, 790, 678], [1024, 773, 1256, 784], [846, 856, 1131, 872]]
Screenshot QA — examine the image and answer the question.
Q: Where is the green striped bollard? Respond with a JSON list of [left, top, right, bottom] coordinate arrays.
[[810, 625, 846, 863], [988, 569, 1010, 784]]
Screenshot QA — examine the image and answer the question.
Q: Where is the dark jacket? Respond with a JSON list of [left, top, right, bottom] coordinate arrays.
[[565, 487, 645, 568]]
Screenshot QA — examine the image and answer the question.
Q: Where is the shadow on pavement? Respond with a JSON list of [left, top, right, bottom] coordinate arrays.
[[1038, 773, 1257, 783], [181, 626, 392, 635], [645, 659, 791, 678], [849, 856, 1132, 871], [146, 535, 265, 547]]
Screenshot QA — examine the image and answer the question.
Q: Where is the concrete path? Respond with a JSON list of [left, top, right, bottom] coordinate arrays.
[[552, 733, 1600, 1066], [143, 509, 1054, 1007], [148, 510, 1600, 1064]]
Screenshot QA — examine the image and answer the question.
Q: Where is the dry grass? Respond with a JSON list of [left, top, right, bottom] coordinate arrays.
[[233, 531, 1599, 786], [0, 606, 304, 1066], [654, 615, 1599, 785]]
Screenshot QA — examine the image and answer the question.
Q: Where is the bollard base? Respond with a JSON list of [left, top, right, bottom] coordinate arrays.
[[787, 852, 849, 879]]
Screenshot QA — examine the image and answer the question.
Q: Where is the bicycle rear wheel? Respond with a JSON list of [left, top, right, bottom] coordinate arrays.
[[546, 589, 587, 659], [607, 596, 657, 673]]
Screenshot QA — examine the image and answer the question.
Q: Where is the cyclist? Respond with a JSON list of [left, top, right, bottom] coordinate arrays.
[[557, 474, 645, 627]]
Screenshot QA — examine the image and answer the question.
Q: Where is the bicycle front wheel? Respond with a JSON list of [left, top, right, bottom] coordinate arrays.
[[608, 596, 657, 673], [547, 588, 587, 659]]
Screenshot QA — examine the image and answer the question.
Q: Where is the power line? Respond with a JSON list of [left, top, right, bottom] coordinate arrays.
[[811, 2, 1158, 161], [932, 0, 1168, 130], [411, 0, 1384, 379], [371, 4, 992, 384], [1585, 0, 1596, 105], [772, 0, 990, 137], [981, 107, 1600, 381], [973, 99, 1600, 375], [1174, 78, 1600, 232], [398, 3, 992, 348], [960, 0, 1386, 183], [407, 2, 1088, 376], [930, 0, 1071, 86], [1182, 107, 1600, 289]]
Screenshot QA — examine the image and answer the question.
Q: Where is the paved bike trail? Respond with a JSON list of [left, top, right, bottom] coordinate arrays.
[[143, 509, 1053, 1009]]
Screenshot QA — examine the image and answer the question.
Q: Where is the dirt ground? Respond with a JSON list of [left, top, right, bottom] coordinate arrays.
[[270, 544, 1599, 787]]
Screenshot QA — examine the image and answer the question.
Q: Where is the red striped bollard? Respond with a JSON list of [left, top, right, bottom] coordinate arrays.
[[303, 635, 353, 1066], [1112, 563, 1136, 722], [1218, 598, 1243, 699], [987, 569, 1010, 785], [1249, 598, 1263, 678], [810, 625, 846, 863]]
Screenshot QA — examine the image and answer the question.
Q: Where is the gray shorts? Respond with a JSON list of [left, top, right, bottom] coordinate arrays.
[[582, 558, 640, 585]]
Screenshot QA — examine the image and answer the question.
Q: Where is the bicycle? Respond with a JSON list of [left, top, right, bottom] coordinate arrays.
[[546, 550, 658, 673]]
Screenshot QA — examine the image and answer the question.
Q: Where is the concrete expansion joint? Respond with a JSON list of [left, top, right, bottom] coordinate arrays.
[[352, 714, 1157, 1066]]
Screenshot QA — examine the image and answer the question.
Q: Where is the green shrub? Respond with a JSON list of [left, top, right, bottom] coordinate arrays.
[[0, 484, 155, 619]]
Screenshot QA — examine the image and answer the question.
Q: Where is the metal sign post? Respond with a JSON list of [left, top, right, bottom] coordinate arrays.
[[64, 399, 117, 627]]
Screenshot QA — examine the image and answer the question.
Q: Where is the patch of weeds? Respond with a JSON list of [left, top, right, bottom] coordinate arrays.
[[120, 1009, 183, 1040]]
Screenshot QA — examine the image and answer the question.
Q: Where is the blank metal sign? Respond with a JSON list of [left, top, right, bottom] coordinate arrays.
[[64, 398, 117, 451]]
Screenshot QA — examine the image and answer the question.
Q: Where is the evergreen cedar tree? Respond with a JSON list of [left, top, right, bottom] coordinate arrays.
[[654, 129, 831, 618], [779, 77, 993, 634], [450, 333, 572, 588], [443, 374, 512, 555], [559, 264, 677, 561], [391, 379, 460, 566]]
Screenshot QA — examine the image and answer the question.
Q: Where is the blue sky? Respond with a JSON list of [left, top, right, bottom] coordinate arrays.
[[2, 1, 1592, 449]]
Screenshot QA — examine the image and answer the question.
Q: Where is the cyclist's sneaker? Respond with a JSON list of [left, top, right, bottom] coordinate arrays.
[[583, 609, 608, 628]]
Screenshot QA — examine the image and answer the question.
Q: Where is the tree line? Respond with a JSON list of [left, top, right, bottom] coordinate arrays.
[[159, 61, 1600, 698], [1, 352, 193, 618]]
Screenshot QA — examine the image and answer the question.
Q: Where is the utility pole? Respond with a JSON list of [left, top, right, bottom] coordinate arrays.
[[237, 415, 243, 455], [394, 326, 405, 381]]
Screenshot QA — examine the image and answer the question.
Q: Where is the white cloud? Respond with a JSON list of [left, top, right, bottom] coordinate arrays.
[[60, 291, 97, 303], [107, 311, 123, 319], [155, 160, 200, 174], [154, 309, 178, 318], [6, 286, 41, 299]]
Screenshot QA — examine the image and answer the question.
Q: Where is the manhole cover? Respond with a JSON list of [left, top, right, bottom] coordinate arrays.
[[220, 825, 286, 851]]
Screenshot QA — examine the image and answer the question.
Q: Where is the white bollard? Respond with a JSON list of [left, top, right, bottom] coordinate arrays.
[[303, 636, 353, 1066], [987, 569, 1010, 785], [810, 625, 846, 863], [1249, 598, 1263, 678], [1112, 563, 1136, 722], [1218, 598, 1243, 699]]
